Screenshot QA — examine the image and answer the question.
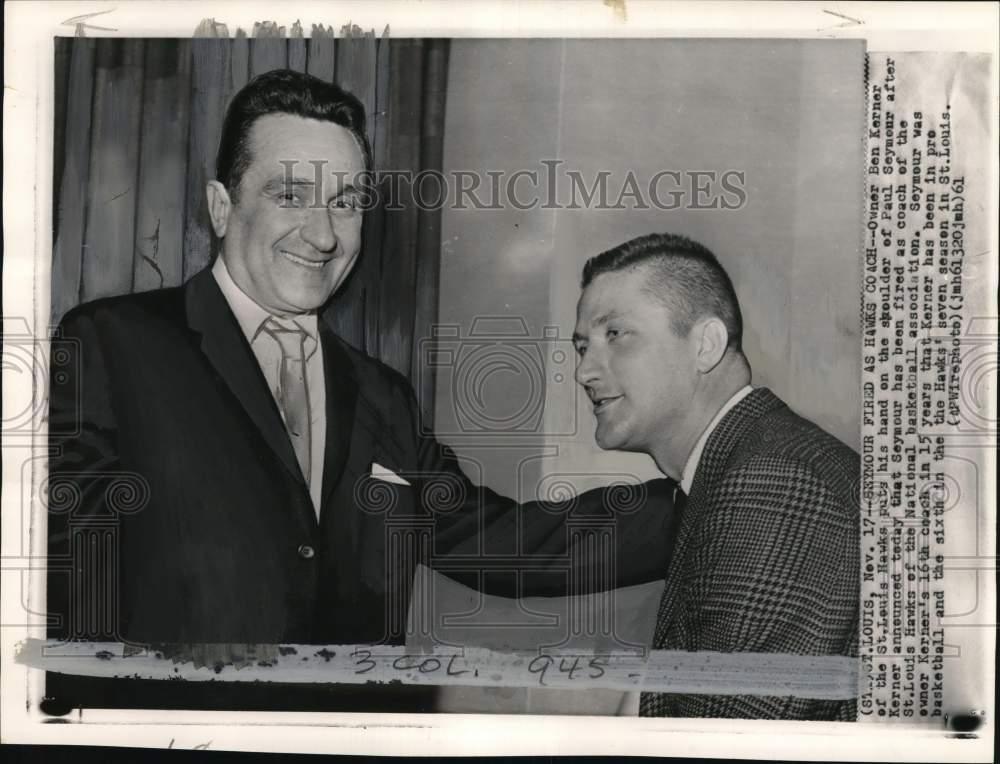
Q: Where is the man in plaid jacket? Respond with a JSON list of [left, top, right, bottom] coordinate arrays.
[[572, 232, 859, 721]]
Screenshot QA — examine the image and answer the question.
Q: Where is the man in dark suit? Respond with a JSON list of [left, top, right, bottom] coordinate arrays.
[[572, 233, 859, 721], [46, 70, 674, 713]]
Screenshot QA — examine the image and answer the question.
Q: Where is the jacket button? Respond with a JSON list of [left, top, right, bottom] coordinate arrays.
[[297, 544, 316, 559]]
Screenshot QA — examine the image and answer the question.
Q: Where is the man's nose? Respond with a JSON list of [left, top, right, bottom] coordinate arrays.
[[575, 349, 602, 388], [300, 208, 338, 252]]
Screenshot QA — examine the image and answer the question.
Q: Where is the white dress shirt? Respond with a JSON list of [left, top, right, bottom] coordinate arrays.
[[212, 257, 327, 517], [618, 384, 754, 716]]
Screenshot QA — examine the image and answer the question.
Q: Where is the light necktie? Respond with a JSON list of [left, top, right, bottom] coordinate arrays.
[[261, 316, 315, 484]]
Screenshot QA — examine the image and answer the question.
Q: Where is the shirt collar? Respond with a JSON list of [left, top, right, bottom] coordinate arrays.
[[679, 385, 754, 494], [211, 257, 318, 342]]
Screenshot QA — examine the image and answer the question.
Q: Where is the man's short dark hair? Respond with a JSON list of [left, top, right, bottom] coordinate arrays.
[[216, 69, 372, 201], [581, 232, 744, 351]]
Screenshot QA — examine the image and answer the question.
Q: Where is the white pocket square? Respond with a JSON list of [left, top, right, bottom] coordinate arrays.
[[371, 462, 411, 486]]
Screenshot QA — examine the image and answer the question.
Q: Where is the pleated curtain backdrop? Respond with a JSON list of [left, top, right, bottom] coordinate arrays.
[[51, 31, 449, 423]]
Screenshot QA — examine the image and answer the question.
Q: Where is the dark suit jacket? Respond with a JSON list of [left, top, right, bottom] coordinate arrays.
[[642, 388, 859, 721], [46, 267, 674, 712]]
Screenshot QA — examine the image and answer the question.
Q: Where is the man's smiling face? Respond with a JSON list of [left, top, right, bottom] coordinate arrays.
[[216, 113, 366, 315], [573, 266, 699, 455]]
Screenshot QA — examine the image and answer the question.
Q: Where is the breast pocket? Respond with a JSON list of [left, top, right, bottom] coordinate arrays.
[[355, 471, 417, 519]]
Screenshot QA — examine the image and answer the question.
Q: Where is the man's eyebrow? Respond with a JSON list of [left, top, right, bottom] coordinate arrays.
[[592, 310, 624, 327], [573, 310, 620, 342], [263, 176, 315, 190], [572, 309, 626, 343], [261, 178, 360, 201]]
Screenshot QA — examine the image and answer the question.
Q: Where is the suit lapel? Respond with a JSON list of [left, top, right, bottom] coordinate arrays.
[[654, 387, 785, 648], [688, 387, 783, 501], [316, 319, 414, 520], [185, 270, 409, 520], [184, 268, 304, 485], [674, 388, 784, 561], [318, 317, 360, 511]]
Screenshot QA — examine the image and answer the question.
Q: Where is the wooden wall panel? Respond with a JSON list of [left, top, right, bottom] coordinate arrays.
[[412, 40, 450, 423], [249, 25, 288, 77], [324, 31, 380, 357], [51, 38, 95, 324], [183, 38, 231, 279], [133, 40, 191, 292], [306, 27, 336, 82], [336, 29, 378, 148], [80, 40, 145, 302], [288, 24, 307, 73], [231, 30, 250, 93], [378, 40, 425, 379], [52, 38, 72, 234], [372, 30, 391, 171]]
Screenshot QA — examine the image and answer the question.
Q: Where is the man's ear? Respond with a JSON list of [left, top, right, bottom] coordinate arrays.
[[205, 181, 232, 238], [693, 317, 729, 373]]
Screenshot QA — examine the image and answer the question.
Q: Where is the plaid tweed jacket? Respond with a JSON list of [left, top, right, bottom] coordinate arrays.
[[640, 387, 860, 720]]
